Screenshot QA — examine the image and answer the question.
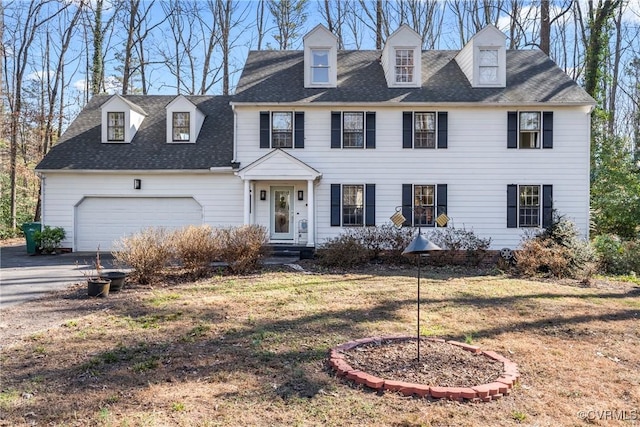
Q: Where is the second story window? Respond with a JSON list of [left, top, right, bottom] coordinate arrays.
[[272, 112, 293, 148], [395, 49, 414, 83], [519, 112, 541, 149], [107, 112, 125, 141], [311, 49, 330, 84], [172, 112, 190, 141], [343, 112, 364, 148], [414, 112, 436, 148]]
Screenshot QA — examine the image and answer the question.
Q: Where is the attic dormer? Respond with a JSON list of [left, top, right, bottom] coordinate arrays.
[[100, 94, 147, 143], [455, 25, 506, 88], [303, 24, 338, 88], [165, 95, 205, 143], [381, 25, 422, 88]]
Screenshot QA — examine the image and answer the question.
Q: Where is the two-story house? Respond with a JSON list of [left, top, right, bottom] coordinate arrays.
[[35, 24, 594, 252]]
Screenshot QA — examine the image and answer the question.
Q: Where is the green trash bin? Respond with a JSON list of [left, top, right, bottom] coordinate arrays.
[[22, 222, 41, 255]]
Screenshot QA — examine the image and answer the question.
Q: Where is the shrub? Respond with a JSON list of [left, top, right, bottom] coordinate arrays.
[[424, 226, 492, 266], [592, 234, 640, 275], [316, 234, 372, 268], [515, 213, 596, 279], [171, 225, 220, 276], [34, 226, 66, 254], [316, 224, 415, 268], [214, 225, 269, 274], [113, 227, 172, 285]]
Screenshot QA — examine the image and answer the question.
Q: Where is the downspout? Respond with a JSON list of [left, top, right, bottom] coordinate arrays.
[[231, 103, 238, 163], [36, 172, 45, 224]]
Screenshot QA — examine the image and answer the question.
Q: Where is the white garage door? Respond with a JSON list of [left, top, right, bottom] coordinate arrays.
[[76, 197, 202, 251]]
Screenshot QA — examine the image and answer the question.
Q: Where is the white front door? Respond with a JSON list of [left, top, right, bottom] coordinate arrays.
[[270, 186, 294, 240]]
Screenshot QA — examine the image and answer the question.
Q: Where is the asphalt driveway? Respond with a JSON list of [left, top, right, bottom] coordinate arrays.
[[0, 244, 118, 308]]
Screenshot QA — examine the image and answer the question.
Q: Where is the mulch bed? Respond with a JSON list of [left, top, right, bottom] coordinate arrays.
[[341, 338, 504, 387]]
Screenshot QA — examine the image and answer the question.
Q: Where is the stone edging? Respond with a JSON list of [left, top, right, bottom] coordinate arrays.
[[328, 336, 520, 402]]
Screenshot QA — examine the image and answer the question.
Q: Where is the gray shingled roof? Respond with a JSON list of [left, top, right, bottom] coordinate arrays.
[[36, 95, 234, 171], [233, 49, 594, 104]]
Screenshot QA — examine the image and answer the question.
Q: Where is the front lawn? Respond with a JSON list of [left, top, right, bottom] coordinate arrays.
[[1, 266, 638, 426]]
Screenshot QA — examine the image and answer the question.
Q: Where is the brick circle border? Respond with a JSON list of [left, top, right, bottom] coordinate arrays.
[[328, 336, 520, 402]]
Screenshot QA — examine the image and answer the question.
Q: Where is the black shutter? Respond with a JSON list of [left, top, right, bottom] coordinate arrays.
[[507, 112, 518, 149], [542, 185, 553, 228], [294, 112, 304, 148], [365, 184, 375, 226], [542, 111, 553, 149], [331, 184, 341, 226], [507, 185, 518, 228], [331, 112, 341, 148], [402, 184, 413, 226], [403, 112, 413, 148], [436, 184, 448, 227], [365, 112, 376, 149], [437, 112, 448, 149], [260, 111, 270, 148]]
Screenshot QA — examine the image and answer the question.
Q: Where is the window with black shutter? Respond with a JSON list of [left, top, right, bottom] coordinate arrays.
[[402, 111, 448, 149]]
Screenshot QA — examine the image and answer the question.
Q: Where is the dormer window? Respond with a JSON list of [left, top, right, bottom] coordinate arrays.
[[172, 112, 190, 141], [479, 48, 499, 84], [381, 25, 422, 88], [100, 95, 146, 143], [107, 112, 125, 141], [303, 24, 338, 88], [311, 49, 330, 84], [395, 49, 414, 83]]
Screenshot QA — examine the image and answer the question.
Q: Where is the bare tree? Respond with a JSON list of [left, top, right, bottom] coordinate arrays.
[[4, 0, 68, 230], [268, 0, 309, 50]]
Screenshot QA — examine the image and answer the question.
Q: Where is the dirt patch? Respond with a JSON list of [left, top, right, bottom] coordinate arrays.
[[341, 338, 504, 387]]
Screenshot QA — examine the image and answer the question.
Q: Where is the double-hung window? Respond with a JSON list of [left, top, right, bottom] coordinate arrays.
[[414, 185, 436, 226], [343, 112, 364, 148], [271, 112, 293, 148], [331, 111, 376, 149], [107, 112, 125, 141], [403, 111, 448, 149], [172, 112, 190, 141], [414, 112, 436, 148], [508, 111, 553, 149], [402, 184, 448, 227], [519, 112, 540, 149], [479, 49, 499, 85], [331, 184, 376, 227], [395, 49, 414, 83], [311, 49, 330, 84], [519, 185, 540, 226], [342, 185, 364, 226], [507, 184, 553, 228], [260, 111, 305, 149]]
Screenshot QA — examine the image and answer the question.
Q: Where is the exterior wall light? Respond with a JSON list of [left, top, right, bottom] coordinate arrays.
[[133, 179, 141, 190], [298, 190, 304, 201], [260, 190, 266, 200]]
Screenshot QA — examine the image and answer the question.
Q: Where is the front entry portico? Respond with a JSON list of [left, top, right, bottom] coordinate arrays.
[[235, 149, 322, 247]]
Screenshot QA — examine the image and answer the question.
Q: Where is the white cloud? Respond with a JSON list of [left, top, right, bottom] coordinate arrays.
[[73, 79, 86, 92]]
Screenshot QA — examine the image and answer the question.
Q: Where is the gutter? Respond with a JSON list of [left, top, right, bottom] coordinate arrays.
[[35, 168, 235, 175]]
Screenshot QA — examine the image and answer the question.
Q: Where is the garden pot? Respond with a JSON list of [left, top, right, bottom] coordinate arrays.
[[100, 271, 127, 292], [87, 278, 111, 297]]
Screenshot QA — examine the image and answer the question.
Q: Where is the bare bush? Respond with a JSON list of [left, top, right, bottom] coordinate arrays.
[[515, 213, 596, 279], [171, 225, 220, 276], [316, 234, 372, 268], [113, 227, 172, 285], [214, 225, 269, 274], [317, 224, 415, 268]]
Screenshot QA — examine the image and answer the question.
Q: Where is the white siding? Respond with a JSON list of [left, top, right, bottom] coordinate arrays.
[[41, 172, 243, 251], [234, 105, 591, 249]]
